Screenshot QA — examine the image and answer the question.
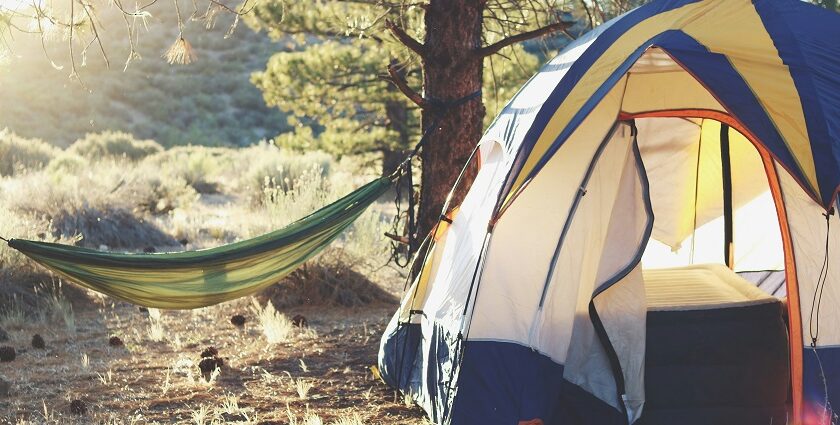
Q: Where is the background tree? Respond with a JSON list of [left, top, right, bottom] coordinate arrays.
[[246, 34, 421, 173], [245, 2, 555, 174], [246, 0, 574, 244]]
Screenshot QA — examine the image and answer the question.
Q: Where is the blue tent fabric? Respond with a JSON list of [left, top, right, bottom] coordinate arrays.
[[754, 0, 840, 205], [803, 347, 840, 420]]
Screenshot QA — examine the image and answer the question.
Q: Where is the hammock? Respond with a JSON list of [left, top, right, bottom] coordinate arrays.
[[4, 176, 394, 309]]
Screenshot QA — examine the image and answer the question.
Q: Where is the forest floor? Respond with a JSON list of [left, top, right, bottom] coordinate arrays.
[[0, 295, 428, 424]]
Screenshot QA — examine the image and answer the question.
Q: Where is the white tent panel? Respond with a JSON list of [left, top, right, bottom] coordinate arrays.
[[590, 265, 648, 422], [636, 117, 782, 272], [635, 117, 704, 250], [537, 123, 636, 362], [420, 142, 508, 333], [468, 80, 628, 345], [733, 190, 784, 271], [561, 131, 650, 420], [778, 164, 840, 346]]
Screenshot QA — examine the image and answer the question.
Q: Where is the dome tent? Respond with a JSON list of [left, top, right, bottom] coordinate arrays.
[[378, 1, 840, 424]]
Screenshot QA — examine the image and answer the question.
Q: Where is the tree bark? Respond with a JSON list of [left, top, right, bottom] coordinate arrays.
[[418, 0, 485, 240]]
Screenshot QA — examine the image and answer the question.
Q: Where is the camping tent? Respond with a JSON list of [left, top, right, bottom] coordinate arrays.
[[378, 0, 840, 424]]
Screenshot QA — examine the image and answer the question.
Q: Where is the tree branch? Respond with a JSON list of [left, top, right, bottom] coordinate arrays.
[[384, 19, 425, 58], [383, 62, 427, 109], [474, 21, 569, 58]]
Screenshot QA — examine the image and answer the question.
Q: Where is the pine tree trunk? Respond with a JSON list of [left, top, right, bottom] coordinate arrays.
[[418, 0, 485, 240]]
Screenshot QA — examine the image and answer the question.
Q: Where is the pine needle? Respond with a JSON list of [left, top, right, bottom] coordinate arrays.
[[164, 37, 197, 65]]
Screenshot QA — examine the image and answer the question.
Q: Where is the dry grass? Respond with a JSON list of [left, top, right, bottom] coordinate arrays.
[[0, 140, 420, 423], [0, 300, 425, 423], [146, 308, 167, 342], [252, 300, 294, 344]]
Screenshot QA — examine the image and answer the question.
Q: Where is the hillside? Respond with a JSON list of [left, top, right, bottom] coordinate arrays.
[[0, 1, 290, 148]]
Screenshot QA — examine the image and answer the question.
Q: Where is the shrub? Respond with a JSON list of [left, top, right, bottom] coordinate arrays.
[[144, 146, 232, 194], [0, 129, 60, 176], [259, 252, 396, 308], [69, 131, 164, 161], [45, 153, 87, 176], [3, 166, 180, 250], [49, 204, 179, 250], [0, 204, 55, 279], [237, 142, 333, 203]]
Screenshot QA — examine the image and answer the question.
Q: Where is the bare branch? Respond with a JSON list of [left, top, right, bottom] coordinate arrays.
[[112, 0, 141, 71], [579, 0, 595, 29], [383, 62, 426, 109], [475, 21, 569, 58], [384, 19, 425, 58], [206, 0, 257, 17], [80, 1, 109, 69], [68, 0, 82, 85]]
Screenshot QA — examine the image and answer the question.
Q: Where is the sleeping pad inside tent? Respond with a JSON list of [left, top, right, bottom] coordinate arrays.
[[378, 1, 840, 423], [639, 265, 789, 425]]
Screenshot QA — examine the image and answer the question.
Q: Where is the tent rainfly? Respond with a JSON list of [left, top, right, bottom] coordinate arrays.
[[378, 1, 840, 424]]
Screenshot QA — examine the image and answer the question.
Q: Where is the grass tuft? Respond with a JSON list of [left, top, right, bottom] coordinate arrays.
[[294, 378, 314, 400], [147, 308, 166, 342], [332, 414, 365, 425], [252, 300, 292, 344]]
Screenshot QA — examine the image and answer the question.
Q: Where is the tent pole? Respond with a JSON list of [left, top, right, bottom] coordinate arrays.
[[720, 123, 734, 268]]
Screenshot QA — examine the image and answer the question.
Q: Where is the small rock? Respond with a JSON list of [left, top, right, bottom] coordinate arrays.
[[0, 327, 9, 342], [0, 376, 10, 396], [31, 334, 45, 350], [69, 399, 87, 415], [292, 314, 307, 328], [0, 346, 15, 362], [143, 246, 156, 253], [200, 346, 218, 359], [230, 314, 246, 327], [108, 336, 124, 347]]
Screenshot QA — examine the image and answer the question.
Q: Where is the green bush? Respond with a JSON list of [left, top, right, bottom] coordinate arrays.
[[238, 142, 334, 202], [46, 153, 87, 176], [0, 129, 61, 176], [69, 131, 164, 161], [144, 146, 233, 194]]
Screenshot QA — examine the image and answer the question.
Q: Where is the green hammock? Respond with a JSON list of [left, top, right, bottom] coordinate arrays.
[[4, 176, 394, 309]]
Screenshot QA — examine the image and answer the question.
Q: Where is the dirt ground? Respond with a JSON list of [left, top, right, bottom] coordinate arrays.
[[0, 294, 429, 424]]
